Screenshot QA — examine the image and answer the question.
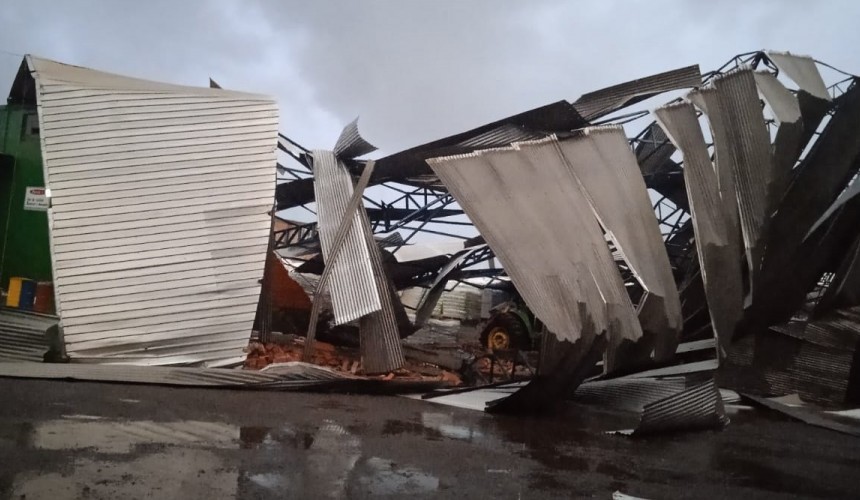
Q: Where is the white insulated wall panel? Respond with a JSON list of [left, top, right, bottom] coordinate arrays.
[[29, 56, 278, 366]]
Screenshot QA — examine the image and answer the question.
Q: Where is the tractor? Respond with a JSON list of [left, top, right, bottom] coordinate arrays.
[[478, 297, 540, 351]]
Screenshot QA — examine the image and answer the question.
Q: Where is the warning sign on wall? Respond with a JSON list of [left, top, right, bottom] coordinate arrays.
[[24, 187, 49, 211]]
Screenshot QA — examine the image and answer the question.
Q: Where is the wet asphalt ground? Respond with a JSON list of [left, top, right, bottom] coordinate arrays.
[[0, 378, 859, 499]]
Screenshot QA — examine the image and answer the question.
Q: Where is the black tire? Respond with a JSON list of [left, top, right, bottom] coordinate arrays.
[[480, 312, 531, 350]]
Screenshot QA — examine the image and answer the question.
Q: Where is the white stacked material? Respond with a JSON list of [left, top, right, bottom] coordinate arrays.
[[28, 56, 278, 366]]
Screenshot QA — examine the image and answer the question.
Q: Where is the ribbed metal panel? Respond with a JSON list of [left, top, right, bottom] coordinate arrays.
[[573, 376, 688, 412], [428, 136, 646, 373], [0, 309, 57, 362], [573, 65, 701, 120], [557, 126, 682, 360], [457, 124, 543, 149], [28, 56, 278, 366], [0, 361, 444, 393], [655, 102, 742, 356], [754, 71, 802, 123], [633, 377, 727, 435], [765, 51, 831, 101], [357, 208, 405, 374], [312, 150, 381, 324], [754, 71, 804, 210], [687, 88, 742, 253], [333, 117, 377, 159], [0, 361, 284, 386], [712, 68, 774, 295]]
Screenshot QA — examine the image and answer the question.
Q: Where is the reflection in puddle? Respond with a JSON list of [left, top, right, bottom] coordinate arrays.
[[4, 415, 441, 499], [356, 457, 439, 496]]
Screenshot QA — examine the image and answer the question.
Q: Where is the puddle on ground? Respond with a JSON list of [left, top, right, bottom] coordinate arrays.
[[353, 457, 439, 496], [2, 416, 441, 499]]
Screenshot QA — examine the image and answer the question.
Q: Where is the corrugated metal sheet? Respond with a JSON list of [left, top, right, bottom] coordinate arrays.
[[631, 377, 727, 436], [722, 319, 860, 406], [0, 361, 284, 386], [557, 126, 682, 360], [765, 51, 831, 101], [28, 56, 278, 366], [655, 102, 742, 356], [456, 124, 544, 149], [711, 68, 774, 296], [312, 150, 381, 324], [687, 88, 742, 253], [754, 71, 802, 123], [573, 376, 688, 412], [428, 136, 646, 372], [356, 206, 405, 374], [333, 117, 377, 159], [754, 71, 804, 210], [0, 309, 57, 362], [573, 65, 702, 120], [0, 360, 445, 393], [753, 83, 860, 326]]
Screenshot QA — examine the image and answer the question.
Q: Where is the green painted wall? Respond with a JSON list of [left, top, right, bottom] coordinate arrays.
[[0, 104, 53, 290]]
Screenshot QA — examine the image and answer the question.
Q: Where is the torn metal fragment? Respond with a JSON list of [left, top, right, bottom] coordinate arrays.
[[573, 65, 702, 120], [312, 151, 381, 324], [557, 126, 683, 360], [333, 117, 377, 159], [711, 68, 775, 297], [654, 102, 743, 357], [766, 51, 831, 101], [428, 136, 646, 373]]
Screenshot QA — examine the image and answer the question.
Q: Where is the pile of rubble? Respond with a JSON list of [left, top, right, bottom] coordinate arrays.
[[244, 336, 462, 386]]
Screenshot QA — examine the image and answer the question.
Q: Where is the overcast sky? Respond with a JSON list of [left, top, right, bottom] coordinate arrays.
[[2, 0, 858, 155]]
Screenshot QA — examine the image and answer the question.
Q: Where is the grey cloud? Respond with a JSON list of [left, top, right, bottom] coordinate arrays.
[[1, 0, 858, 153]]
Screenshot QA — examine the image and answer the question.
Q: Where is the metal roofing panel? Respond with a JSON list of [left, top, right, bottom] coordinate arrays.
[[655, 102, 743, 356], [29, 56, 277, 366], [765, 51, 831, 101], [687, 88, 742, 253], [632, 377, 727, 435], [312, 151, 381, 325], [711, 69, 774, 296], [333, 118, 377, 159], [754, 71, 805, 208], [356, 208, 405, 374], [754, 71, 802, 123], [573, 65, 702, 120], [573, 376, 688, 412], [428, 136, 646, 372], [557, 126, 683, 360]]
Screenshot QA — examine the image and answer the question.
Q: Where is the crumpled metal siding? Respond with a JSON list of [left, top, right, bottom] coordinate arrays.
[[573, 65, 701, 120], [356, 207, 405, 374], [557, 126, 683, 360], [766, 51, 832, 101], [573, 376, 688, 412], [333, 117, 377, 159], [428, 136, 646, 372], [687, 88, 742, 252], [312, 150, 381, 324], [655, 102, 743, 355], [632, 377, 727, 435], [29, 56, 278, 366], [711, 68, 774, 295]]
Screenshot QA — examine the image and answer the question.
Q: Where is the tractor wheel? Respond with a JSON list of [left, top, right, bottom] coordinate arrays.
[[480, 312, 531, 351]]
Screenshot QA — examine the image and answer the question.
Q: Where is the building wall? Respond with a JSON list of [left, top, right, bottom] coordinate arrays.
[[0, 104, 53, 290]]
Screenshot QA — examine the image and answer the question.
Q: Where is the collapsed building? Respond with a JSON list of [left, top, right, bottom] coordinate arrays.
[[0, 50, 858, 433]]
